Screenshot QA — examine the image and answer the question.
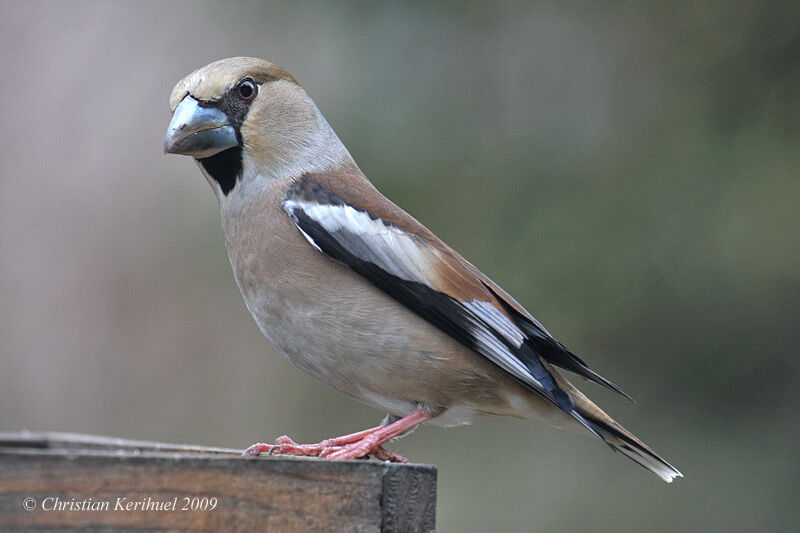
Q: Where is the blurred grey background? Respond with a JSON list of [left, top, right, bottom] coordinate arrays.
[[1, 1, 798, 531]]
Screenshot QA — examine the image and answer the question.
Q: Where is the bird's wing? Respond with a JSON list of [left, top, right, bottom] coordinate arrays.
[[282, 173, 628, 429]]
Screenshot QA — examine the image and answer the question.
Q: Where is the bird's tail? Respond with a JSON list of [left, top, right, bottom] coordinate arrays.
[[584, 413, 683, 483], [558, 376, 683, 483]]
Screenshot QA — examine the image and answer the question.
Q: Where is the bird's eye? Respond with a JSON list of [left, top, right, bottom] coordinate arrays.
[[236, 79, 257, 101]]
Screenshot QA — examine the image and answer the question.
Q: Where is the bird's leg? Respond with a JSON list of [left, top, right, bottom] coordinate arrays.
[[242, 410, 430, 462], [323, 409, 431, 461]]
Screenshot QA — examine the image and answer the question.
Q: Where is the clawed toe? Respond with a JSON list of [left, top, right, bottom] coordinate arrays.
[[242, 436, 331, 458], [372, 446, 408, 463], [241, 442, 274, 457]]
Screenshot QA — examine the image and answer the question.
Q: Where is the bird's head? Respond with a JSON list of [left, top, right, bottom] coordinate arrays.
[[165, 57, 348, 198]]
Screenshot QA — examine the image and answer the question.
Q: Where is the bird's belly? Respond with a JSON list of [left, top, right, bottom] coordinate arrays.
[[227, 224, 461, 414], [245, 274, 430, 390]]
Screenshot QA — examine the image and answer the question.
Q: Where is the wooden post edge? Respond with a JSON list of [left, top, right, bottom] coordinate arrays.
[[0, 431, 437, 532]]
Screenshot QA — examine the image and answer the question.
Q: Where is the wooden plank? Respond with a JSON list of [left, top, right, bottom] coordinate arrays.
[[0, 432, 436, 532]]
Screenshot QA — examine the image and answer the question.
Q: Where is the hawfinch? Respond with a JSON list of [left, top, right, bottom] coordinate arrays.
[[164, 57, 681, 482]]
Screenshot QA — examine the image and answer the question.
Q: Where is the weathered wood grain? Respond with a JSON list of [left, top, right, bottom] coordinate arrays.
[[0, 432, 436, 532]]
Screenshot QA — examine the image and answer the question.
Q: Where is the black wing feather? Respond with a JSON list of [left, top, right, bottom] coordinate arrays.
[[483, 282, 633, 402]]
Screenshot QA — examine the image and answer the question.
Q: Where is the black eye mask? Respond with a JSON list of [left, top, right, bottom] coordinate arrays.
[[196, 83, 257, 196]]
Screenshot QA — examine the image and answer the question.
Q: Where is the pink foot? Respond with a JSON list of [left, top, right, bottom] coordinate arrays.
[[241, 410, 430, 463], [241, 426, 383, 459], [242, 435, 346, 458]]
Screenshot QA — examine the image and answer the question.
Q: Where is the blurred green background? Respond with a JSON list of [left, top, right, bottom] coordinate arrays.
[[1, 1, 798, 531]]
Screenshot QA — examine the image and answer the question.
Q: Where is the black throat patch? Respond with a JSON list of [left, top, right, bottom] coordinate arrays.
[[198, 146, 242, 196]]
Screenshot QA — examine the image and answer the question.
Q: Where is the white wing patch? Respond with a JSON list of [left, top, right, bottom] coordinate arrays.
[[283, 199, 438, 288], [283, 197, 543, 390]]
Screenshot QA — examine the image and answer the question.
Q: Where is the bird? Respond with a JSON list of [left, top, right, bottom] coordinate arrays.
[[164, 57, 682, 482]]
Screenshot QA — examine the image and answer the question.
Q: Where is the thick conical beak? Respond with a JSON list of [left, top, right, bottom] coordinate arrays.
[[164, 95, 238, 158]]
